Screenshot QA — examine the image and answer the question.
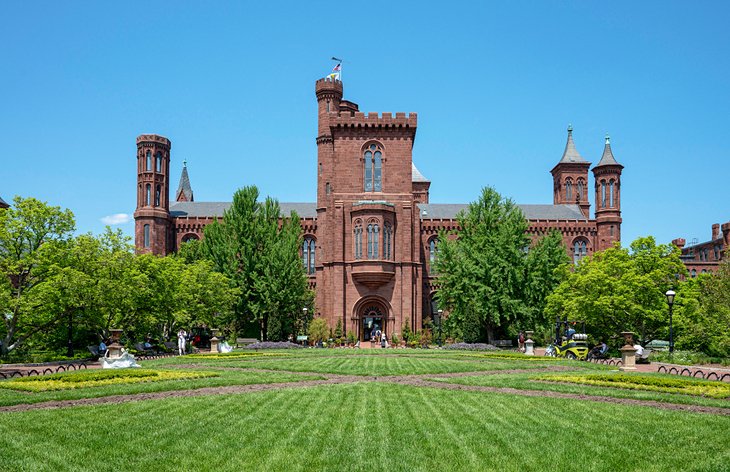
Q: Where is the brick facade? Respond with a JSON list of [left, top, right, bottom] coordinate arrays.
[[672, 222, 728, 277], [134, 78, 623, 340]]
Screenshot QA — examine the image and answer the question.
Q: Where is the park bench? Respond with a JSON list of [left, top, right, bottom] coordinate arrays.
[[494, 339, 513, 348], [134, 342, 157, 356], [235, 338, 258, 348], [87, 345, 101, 360]]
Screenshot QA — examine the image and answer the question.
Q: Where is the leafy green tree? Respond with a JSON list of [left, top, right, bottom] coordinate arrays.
[[675, 261, 730, 357], [435, 187, 568, 343], [308, 317, 328, 344], [545, 236, 688, 346], [201, 186, 312, 341], [0, 197, 75, 355]]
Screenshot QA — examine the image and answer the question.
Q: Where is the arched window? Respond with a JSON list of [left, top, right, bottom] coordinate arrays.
[[384, 223, 392, 260], [609, 179, 615, 207], [367, 223, 379, 259], [429, 238, 439, 273], [302, 237, 315, 275], [600, 180, 607, 208], [691, 269, 697, 278], [145, 151, 151, 171], [354, 222, 363, 259], [143, 224, 150, 248], [577, 179, 584, 202], [145, 184, 151, 206], [573, 239, 587, 264], [565, 178, 573, 201], [155, 185, 161, 207], [363, 144, 383, 192], [155, 152, 162, 173]]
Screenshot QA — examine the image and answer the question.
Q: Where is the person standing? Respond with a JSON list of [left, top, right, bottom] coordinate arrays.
[[177, 328, 187, 355], [518, 331, 526, 353]]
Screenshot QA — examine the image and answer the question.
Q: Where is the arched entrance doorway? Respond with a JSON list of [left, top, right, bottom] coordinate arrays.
[[360, 304, 385, 342]]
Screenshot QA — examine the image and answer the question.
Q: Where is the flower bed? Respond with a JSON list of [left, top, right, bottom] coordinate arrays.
[[443, 343, 498, 351], [244, 341, 303, 350], [186, 352, 283, 359], [464, 352, 558, 361], [0, 369, 218, 392], [534, 373, 730, 399]]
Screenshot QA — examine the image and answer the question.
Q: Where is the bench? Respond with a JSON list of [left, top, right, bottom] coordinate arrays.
[[87, 345, 102, 360], [134, 342, 157, 356], [235, 338, 259, 348], [494, 339, 513, 348]]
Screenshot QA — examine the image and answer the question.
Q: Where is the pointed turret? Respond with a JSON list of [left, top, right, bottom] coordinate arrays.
[[557, 125, 588, 164], [175, 160, 194, 202], [595, 134, 622, 168], [412, 162, 431, 204], [551, 125, 591, 217], [592, 134, 623, 251]]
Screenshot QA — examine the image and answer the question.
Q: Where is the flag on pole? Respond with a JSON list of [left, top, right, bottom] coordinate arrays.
[[328, 62, 342, 80]]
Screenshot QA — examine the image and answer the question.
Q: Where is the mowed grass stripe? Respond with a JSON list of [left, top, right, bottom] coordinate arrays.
[[0, 383, 728, 471]]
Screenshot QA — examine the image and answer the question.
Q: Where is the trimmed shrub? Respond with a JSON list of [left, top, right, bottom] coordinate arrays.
[[244, 341, 303, 350], [444, 343, 498, 351]]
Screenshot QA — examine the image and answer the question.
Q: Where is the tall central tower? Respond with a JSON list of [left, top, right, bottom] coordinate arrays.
[[134, 134, 172, 254]]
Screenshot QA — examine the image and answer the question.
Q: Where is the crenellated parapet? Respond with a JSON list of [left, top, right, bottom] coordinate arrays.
[[330, 111, 417, 130], [136, 134, 171, 148], [315, 77, 343, 97]]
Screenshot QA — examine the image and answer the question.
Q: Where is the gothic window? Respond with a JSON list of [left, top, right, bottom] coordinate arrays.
[[609, 179, 615, 207], [154, 185, 161, 207], [155, 152, 162, 173], [367, 223, 380, 259], [573, 239, 587, 264], [577, 179, 584, 202], [384, 222, 392, 260], [429, 237, 439, 273], [302, 237, 315, 275], [600, 180, 607, 208], [143, 224, 150, 248], [691, 269, 697, 278], [363, 144, 383, 192], [145, 184, 151, 206], [565, 178, 573, 201], [354, 222, 363, 259], [146, 151, 151, 171]]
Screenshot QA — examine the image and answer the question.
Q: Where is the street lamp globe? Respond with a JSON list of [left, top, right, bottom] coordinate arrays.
[[665, 290, 675, 306]]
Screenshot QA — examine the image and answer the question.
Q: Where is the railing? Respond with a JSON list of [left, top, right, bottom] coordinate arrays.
[[588, 357, 624, 366], [0, 361, 90, 379], [657, 364, 730, 382]]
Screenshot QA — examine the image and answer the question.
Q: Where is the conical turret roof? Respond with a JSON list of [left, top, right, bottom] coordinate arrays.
[[557, 125, 588, 164], [412, 162, 429, 182], [595, 135, 622, 167], [176, 161, 194, 202]]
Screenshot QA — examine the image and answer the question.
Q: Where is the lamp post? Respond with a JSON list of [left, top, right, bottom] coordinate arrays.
[[302, 307, 308, 344], [665, 290, 675, 355], [66, 311, 74, 357], [437, 309, 443, 347]]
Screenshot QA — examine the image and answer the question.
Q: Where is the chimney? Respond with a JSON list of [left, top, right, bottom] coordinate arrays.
[[712, 223, 720, 240]]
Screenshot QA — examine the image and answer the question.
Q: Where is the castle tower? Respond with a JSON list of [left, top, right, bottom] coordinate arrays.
[[315, 77, 343, 207], [592, 135, 623, 251], [550, 125, 591, 218], [134, 134, 172, 254], [175, 160, 194, 202]]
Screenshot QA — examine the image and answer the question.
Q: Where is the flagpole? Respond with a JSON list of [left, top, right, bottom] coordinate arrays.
[[332, 56, 343, 82]]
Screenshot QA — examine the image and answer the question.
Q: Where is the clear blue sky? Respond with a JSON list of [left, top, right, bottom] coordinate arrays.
[[2, 1, 728, 247]]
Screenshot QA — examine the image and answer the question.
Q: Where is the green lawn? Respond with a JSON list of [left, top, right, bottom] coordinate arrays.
[[425, 371, 730, 408], [148, 352, 571, 376], [0, 369, 324, 407], [0, 383, 727, 471]]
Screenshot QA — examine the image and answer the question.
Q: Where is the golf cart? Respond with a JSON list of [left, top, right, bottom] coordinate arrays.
[[544, 317, 589, 360]]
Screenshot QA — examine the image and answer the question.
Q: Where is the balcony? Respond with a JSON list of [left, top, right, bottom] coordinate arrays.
[[351, 260, 395, 288]]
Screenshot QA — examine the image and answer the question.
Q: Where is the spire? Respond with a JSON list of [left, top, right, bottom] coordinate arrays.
[[595, 134, 622, 167], [412, 162, 430, 182], [558, 124, 588, 164], [175, 161, 194, 202]]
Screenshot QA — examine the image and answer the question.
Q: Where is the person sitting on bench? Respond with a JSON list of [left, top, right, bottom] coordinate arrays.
[[589, 340, 607, 359]]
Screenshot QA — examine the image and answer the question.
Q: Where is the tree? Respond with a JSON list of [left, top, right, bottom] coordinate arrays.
[[0, 197, 75, 355], [308, 317, 328, 345], [434, 187, 568, 343], [545, 236, 688, 346], [201, 186, 312, 341]]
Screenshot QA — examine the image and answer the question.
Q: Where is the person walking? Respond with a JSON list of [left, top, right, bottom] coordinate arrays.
[[177, 328, 187, 355]]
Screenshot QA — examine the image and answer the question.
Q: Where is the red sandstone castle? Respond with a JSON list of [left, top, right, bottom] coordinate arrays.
[[134, 78, 623, 340]]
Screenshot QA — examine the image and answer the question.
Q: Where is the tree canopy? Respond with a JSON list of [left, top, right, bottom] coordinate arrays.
[[201, 186, 312, 341], [434, 187, 569, 343], [545, 236, 688, 346]]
